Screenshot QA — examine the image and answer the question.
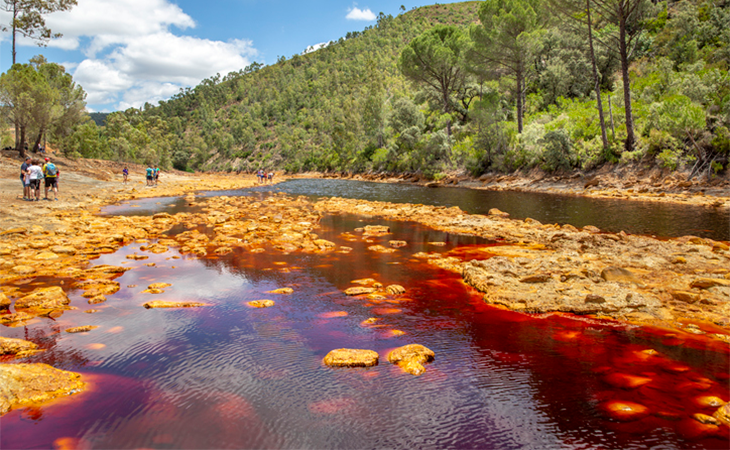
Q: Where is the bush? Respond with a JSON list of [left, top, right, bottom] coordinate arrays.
[[540, 129, 573, 172]]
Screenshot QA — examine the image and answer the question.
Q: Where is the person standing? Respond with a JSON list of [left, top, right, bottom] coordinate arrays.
[[20, 156, 31, 201], [154, 166, 160, 186], [122, 166, 129, 183], [43, 157, 59, 201], [26, 159, 44, 201], [146, 165, 154, 186]]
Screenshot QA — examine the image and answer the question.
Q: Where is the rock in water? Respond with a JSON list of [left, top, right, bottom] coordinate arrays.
[[247, 300, 275, 308], [344, 287, 376, 296], [714, 403, 730, 426], [387, 344, 435, 376], [0, 292, 9, 310], [0, 363, 85, 415], [323, 349, 379, 367], [14, 287, 70, 309], [143, 301, 206, 309], [0, 337, 38, 355]]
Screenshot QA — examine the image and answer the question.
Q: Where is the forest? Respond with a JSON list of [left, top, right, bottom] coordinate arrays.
[[3, 0, 729, 179]]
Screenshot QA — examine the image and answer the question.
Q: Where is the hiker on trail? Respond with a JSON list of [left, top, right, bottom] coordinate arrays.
[[123, 166, 129, 183], [26, 159, 44, 201], [43, 157, 59, 201], [268, 171, 273, 183], [20, 156, 31, 201], [146, 165, 154, 186], [154, 166, 160, 185]]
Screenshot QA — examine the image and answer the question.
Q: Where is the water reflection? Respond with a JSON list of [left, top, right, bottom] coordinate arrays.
[[263, 179, 728, 240]]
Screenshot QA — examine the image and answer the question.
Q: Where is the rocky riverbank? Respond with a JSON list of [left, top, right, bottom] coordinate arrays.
[[296, 163, 730, 209]]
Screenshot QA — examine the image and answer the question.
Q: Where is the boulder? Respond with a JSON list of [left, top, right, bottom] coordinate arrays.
[[387, 344, 435, 376], [0, 337, 38, 355], [714, 403, 730, 426], [344, 287, 376, 296], [0, 312, 34, 326], [488, 208, 509, 217], [386, 285, 406, 295], [15, 287, 70, 310], [323, 349, 379, 367], [247, 300, 275, 308], [0, 292, 9, 310], [0, 363, 85, 415]]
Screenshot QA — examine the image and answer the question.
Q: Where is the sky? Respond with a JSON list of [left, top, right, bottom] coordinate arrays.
[[0, 0, 461, 112]]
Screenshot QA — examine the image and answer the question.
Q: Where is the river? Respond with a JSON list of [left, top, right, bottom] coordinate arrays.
[[2, 182, 728, 449]]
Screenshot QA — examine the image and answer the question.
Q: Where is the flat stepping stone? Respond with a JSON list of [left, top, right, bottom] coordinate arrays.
[[65, 326, 99, 334], [267, 288, 293, 294], [323, 349, 379, 367], [248, 300, 275, 308], [143, 301, 206, 309], [344, 287, 376, 296]]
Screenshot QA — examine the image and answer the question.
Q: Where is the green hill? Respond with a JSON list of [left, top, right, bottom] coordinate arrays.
[[67, 0, 729, 179]]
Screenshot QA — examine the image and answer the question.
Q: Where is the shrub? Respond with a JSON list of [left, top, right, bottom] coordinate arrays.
[[540, 129, 573, 172]]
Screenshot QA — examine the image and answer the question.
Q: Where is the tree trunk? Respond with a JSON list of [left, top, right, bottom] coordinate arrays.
[[12, 1, 17, 65], [17, 125, 26, 157], [442, 83, 452, 136], [587, 0, 609, 150], [618, 11, 636, 151], [516, 69, 524, 133], [33, 129, 43, 153]]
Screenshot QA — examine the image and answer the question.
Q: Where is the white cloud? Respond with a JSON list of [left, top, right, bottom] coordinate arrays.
[[0, 0, 259, 110], [117, 81, 181, 110], [302, 42, 330, 55], [47, 0, 195, 55], [346, 7, 376, 21], [73, 59, 133, 105]]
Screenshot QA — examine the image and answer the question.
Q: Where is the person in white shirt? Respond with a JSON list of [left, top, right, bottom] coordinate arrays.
[[26, 159, 44, 201]]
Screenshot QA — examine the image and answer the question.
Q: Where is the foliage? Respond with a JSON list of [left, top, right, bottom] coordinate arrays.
[[1, 0, 77, 64], [47, 0, 729, 177]]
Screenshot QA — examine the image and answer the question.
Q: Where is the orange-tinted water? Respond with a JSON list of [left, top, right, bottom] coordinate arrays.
[[1, 213, 728, 449]]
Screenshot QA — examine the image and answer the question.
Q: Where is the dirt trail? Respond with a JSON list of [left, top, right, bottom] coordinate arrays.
[[0, 151, 262, 231]]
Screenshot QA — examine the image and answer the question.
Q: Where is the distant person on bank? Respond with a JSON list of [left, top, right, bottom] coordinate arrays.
[[123, 166, 129, 183], [146, 165, 154, 186], [43, 157, 59, 201], [20, 156, 31, 200]]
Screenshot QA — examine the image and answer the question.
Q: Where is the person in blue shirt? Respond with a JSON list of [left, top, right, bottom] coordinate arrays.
[[146, 165, 154, 186], [123, 166, 129, 183]]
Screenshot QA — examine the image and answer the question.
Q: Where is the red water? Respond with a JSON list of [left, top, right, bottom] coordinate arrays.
[[1, 213, 728, 449]]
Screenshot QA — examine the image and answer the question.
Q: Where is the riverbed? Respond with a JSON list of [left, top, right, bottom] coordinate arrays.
[[1, 181, 728, 449]]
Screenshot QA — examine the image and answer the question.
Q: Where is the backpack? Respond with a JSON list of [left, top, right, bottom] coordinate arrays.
[[45, 163, 57, 176]]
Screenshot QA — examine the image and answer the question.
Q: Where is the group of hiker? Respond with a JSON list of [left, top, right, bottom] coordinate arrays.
[[145, 165, 161, 186], [20, 156, 59, 201], [257, 169, 273, 184]]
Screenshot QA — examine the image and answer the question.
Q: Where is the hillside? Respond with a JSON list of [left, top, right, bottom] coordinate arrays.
[[64, 0, 728, 181]]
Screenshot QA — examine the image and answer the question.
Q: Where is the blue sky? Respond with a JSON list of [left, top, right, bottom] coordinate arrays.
[[0, 0, 461, 112]]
